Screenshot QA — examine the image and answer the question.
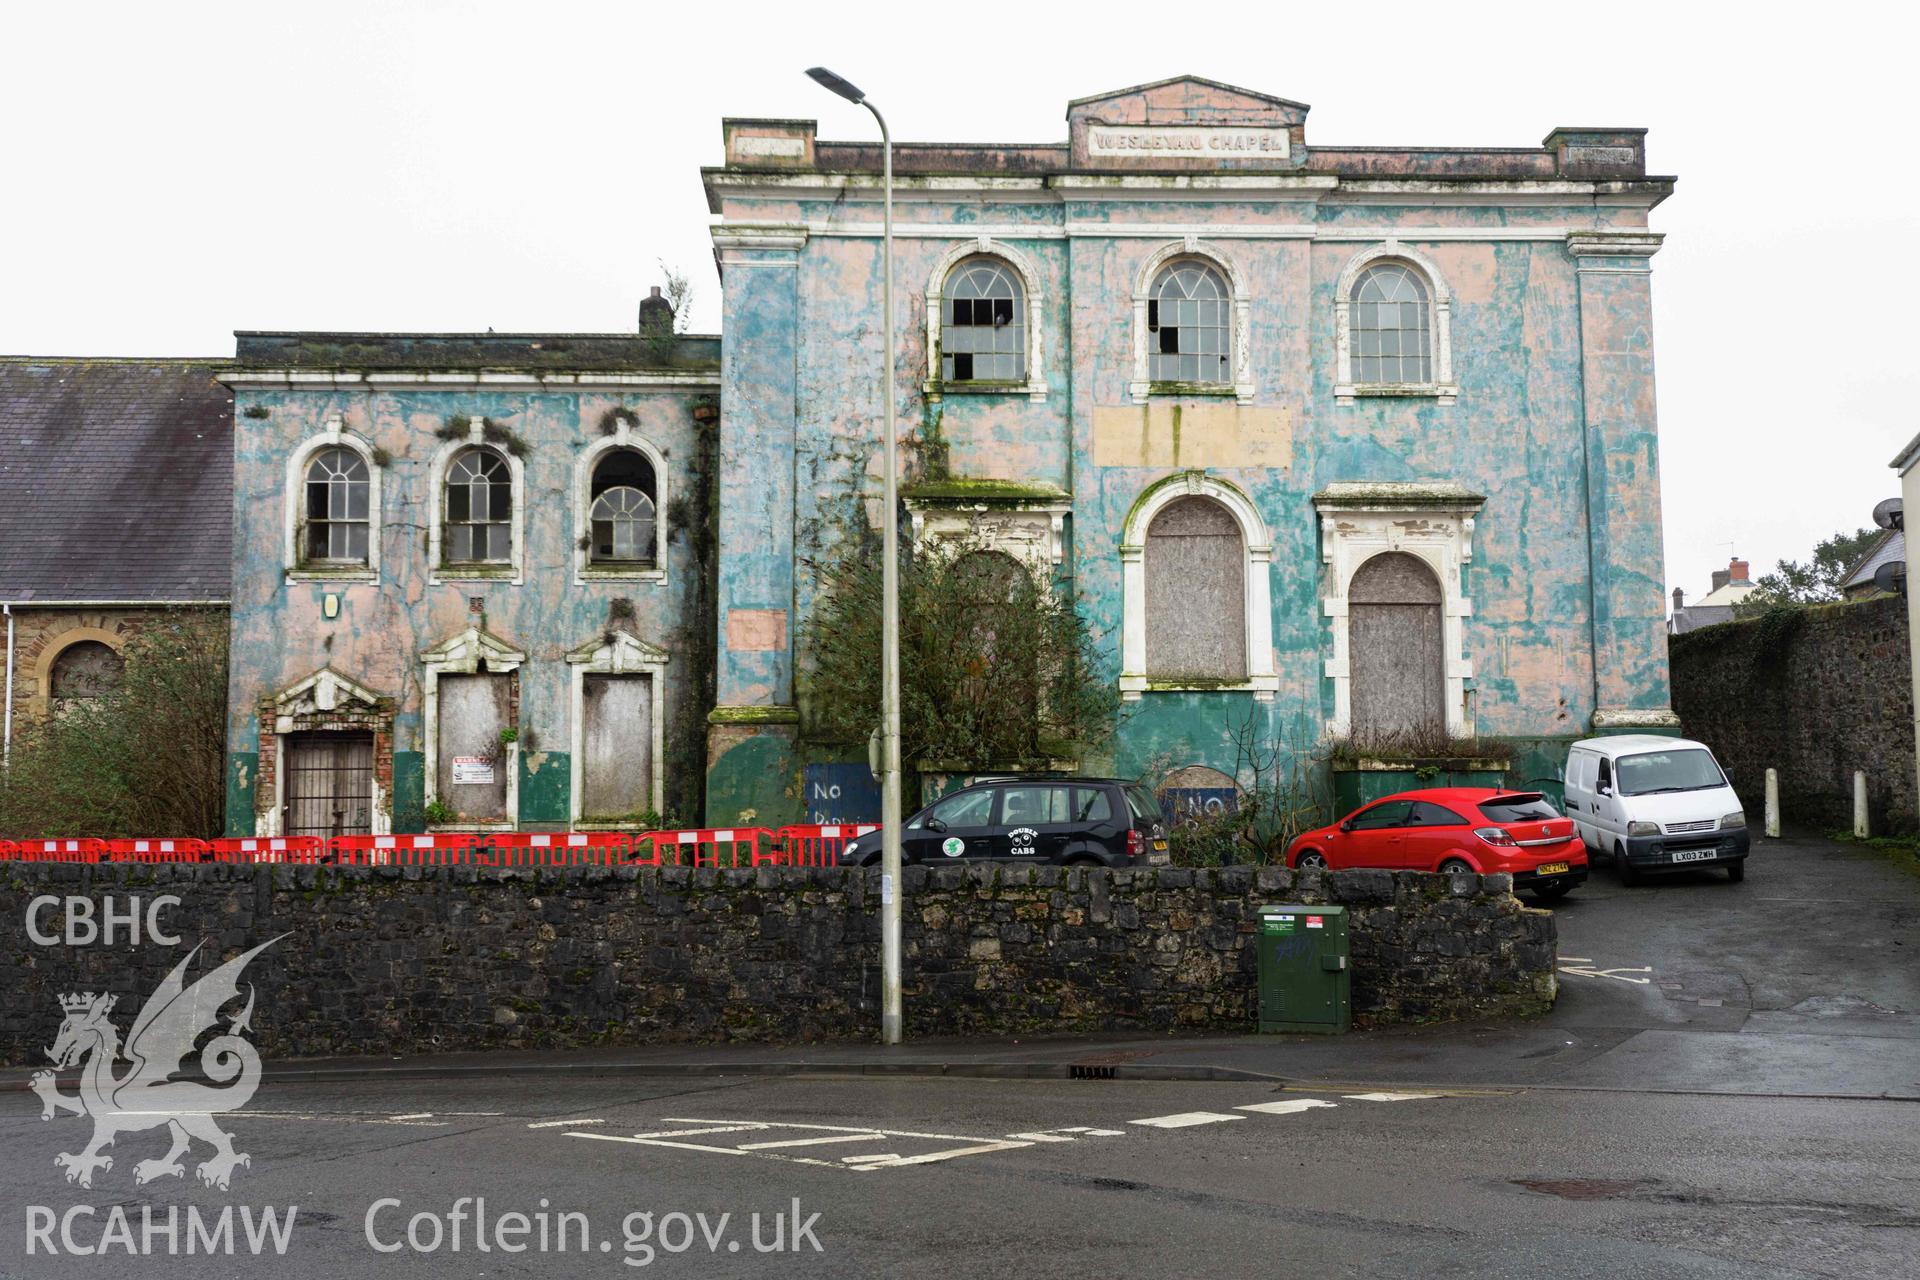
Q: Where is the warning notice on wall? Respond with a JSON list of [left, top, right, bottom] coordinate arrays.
[[452, 756, 495, 785]]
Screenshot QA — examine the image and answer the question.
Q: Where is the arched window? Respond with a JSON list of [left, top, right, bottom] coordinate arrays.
[[1349, 263, 1432, 385], [303, 446, 370, 565], [50, 641, 123, 710], [1348, 551, 1445, 739], [1145, 496, 1245, 680], [589, 449, 657, 566], [443, 447, 512, 564], [941, 258, 1026, 383], [1148, 261, 1231, 385], [1333, 245, 1456, 404]]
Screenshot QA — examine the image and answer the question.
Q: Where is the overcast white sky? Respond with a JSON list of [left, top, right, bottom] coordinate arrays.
[[3, 0, 1913, 602]]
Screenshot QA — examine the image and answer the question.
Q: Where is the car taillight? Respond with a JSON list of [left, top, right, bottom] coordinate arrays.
[[1128, 828, 1144, 859], [1474, 826, 1516, 847]]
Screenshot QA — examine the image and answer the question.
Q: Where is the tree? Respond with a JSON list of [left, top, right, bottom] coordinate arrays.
[[0, 611, 228, 838], [1738, 527, 1882, 611], [802, 537, 1120, 768]]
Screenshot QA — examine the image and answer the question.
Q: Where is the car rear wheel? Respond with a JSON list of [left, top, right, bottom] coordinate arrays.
[[1615, 843, 1640, 886], [1294, 849, 1328, 870], [1439, 858, 1474, 875], [1726, 861, 1746, 883]]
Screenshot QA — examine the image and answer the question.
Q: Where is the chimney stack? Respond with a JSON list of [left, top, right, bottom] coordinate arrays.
[[1672, 587, 1685, 611], [1729, 557, 1750, 583], [638, 284, 674, 334], [1711, 568, 1730, 592]]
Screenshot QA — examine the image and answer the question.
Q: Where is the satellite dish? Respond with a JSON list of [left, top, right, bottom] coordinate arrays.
[[1874, 497, 1904, 530], [1873, 560, 1907, 597]]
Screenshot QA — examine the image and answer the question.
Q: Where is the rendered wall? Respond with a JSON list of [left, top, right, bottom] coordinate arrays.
[[223, 386, 714, 834]]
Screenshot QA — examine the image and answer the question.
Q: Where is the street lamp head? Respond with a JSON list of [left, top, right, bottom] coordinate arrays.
[[805, 66, 866, 104]]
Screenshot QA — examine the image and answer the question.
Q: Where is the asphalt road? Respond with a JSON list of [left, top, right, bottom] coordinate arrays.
[[2, 835, 1913, 1278]]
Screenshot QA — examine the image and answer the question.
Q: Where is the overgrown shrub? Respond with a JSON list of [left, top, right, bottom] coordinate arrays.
[[0, 611, 227, 838], [804, 536, 1119, 768]]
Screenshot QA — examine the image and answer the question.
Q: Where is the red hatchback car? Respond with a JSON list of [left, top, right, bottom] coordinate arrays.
[[1287, 788, 1588, 901]]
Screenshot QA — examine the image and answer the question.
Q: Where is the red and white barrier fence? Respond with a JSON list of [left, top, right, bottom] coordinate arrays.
[[0, 824, 877, 870]]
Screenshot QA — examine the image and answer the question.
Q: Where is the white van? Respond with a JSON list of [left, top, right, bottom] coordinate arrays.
[[1562, 736, 1749, 885]]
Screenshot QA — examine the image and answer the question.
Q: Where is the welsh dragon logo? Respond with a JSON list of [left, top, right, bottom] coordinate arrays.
[[30, 937, 282, 1190]]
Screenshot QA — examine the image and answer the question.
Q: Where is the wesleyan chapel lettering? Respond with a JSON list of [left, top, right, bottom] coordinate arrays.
[[1086, 125, 1291, 160]]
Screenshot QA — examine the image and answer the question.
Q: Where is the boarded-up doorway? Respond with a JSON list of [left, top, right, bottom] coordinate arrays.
[[581, 674, 652, 820], [1145, 496, 1246, 679], [437, 673, 511, 822], [1349, 551, 1445, 739], [284, 731, 373, 838]]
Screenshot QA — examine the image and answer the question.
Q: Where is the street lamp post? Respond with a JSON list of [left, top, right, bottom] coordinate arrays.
[[806, 66, 903, 1045]]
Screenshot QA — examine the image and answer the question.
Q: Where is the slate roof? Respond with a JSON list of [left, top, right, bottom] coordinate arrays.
[[0, 358, 233, 603], [1843, 528, 1905, 595], [231, 331, 720, 373]]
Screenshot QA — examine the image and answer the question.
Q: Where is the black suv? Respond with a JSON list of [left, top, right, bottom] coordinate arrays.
[[838, 777, 1170, 868]]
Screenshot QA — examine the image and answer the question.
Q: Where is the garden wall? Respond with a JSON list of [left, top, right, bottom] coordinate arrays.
[[0, 861, 1556, 1064], [1670, 597, 1914, 832]]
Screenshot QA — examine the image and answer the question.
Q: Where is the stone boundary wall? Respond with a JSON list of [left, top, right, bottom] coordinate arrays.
[[1670, 596, 1915, 832], [0, 863, 1555, 1064]]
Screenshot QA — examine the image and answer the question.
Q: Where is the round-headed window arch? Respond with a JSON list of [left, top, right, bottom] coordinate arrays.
[[443, 446, 513, 564], [1350, 263, 1432, 385], [589, 448, 658, 565], [303, 446, 370, 565], [50, 640, 124, 705], [1148, 260, 1232, 385], [941, 257, 1026, 383]]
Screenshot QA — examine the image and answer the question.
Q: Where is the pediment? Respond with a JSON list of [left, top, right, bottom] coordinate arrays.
[[419, 624, 526, 671], [1068, 76, 1309, 126], [565, 627, 670, 671], [271, 666, 385, 715]]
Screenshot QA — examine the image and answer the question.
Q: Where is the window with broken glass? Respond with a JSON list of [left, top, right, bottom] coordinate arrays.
[[1350, 263, 1433, 385], [589, 449, 657, 566], [940, 258, 1026, 383], [1147, 261, 1231, 385], [443, 447, 512, 564], [303, 446, 370, 564]]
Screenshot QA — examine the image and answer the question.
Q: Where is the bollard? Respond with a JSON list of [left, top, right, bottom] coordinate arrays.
[[1854, 770, 1870, 839], [1764, 768, 1780, 838]]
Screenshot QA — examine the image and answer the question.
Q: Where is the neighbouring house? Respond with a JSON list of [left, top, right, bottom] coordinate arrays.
[[1669, 556, 1758, 634], [216, 329, 718, 837], [1841, 527, 1905, 601], [702, 74, 1681, 822], [0, 358, 232, 761]]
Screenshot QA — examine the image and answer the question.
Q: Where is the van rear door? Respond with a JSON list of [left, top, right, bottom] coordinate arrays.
[[1124, 784, 1169, 864]]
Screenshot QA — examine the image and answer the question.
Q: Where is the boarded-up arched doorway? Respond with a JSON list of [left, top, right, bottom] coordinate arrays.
[[1145, 496, 1245, 680], [1349, 551, 1444, 738]]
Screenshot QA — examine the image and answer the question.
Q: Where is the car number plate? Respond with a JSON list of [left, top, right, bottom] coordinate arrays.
[[1535, 861, 1570, 875], [1671, 849, 1715, 863], [1147, 851, 1170, 865]]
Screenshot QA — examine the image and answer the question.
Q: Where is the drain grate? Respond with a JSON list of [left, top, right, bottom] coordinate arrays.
[[1069, 1064, 1118, 1080]]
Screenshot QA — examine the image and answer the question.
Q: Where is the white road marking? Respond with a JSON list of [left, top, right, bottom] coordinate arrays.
[[840, 1142, 1032, 1169], [527, 1118, 605, 1129], [1557, 960, 1654, 984], [1235, 1099, 1339, 1116], [1007, 1126, 1127, 1142], [1129, 1112, 1247, 1129], [389, 1112, 434, 1120], [737, 1133, 885, 1151], [629, 1124, 769, 1139], [1342, 1092, 1443, 1102]]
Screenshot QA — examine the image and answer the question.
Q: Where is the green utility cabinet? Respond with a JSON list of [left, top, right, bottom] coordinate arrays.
[[1257, 904, 1351, 1034]]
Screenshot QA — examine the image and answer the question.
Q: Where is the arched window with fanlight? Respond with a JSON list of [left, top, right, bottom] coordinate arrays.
[[1147, 260, 1231, 386], [941, 257, 1026, 384], [588, 449, 657, 567], [1333, 245, 1456, 404], [1349, 263, 1432, 385], [303, 446, 370, 566], [442, 447, 513, 565]]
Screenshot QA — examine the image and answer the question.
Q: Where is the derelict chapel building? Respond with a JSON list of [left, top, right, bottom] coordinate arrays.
[[208, 76, 1679, 835]]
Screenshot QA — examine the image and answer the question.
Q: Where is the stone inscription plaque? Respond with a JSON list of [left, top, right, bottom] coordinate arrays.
[[1087, 125, 1290, 161]]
